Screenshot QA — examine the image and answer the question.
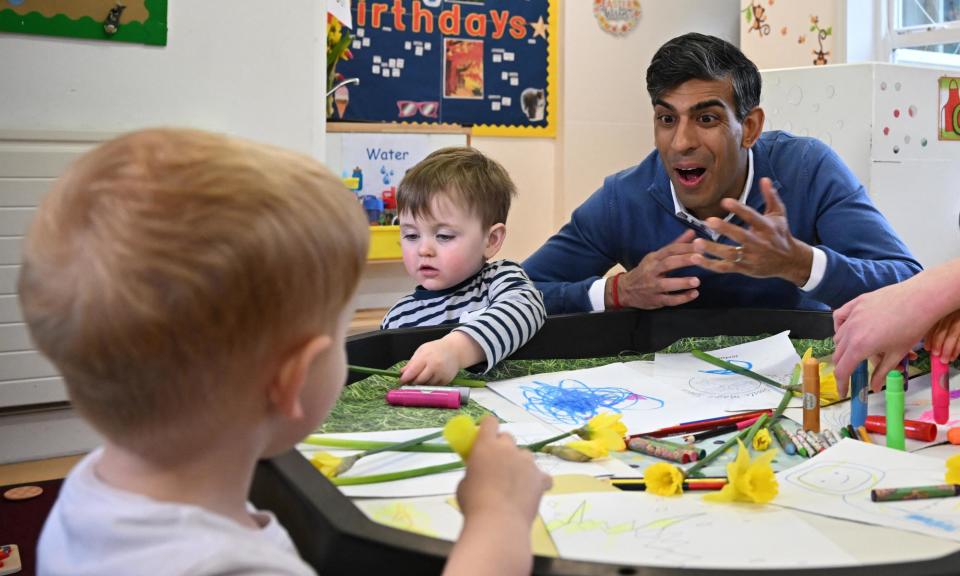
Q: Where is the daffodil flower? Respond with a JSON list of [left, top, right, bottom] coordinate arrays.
[[644, 462, 685, 496], [443, 414, 479, 460], [946, 454, 960, 484], [575, 413, 627, 451], [308, 429, 444, 479], [752, 428, 772, 451], [310, 451, 361, 478], [704, 440, 779, 504]]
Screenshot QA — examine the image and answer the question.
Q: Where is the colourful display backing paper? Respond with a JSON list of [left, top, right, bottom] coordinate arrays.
[[331, 0, 557, 137], [0, 0, 167, 46]]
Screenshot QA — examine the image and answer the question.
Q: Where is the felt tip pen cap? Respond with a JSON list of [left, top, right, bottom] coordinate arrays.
[[885, 370, 904, 393], [399, 386, 470, 404], [386, 389, 461, 409]]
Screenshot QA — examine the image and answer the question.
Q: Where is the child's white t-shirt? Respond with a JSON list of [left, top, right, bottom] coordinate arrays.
[[38, 448, 316, 576]]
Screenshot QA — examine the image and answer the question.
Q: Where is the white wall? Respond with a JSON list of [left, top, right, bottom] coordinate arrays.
[[0, 0, 329, 463], [0, 0, 328, 158], [559, 0, 740, 224]]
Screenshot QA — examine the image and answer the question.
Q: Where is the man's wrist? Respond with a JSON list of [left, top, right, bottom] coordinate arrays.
[[789, 242, 814, 287]]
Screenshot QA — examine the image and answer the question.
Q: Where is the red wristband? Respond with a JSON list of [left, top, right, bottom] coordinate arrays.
[[611, 272, 624, 310]]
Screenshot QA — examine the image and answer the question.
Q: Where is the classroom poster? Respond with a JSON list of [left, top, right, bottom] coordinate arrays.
[[0, 0, 167, 46], [332, 0, 558, 137]]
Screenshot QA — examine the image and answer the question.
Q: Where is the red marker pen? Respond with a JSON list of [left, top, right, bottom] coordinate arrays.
[[864, 415, 937, 442], [386, 389, 461, 409]]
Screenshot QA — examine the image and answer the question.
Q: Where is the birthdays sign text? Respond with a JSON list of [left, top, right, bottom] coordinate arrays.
[[332, 0, 556, 137]]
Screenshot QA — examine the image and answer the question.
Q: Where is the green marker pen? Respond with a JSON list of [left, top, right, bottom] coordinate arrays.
[[885, 370, 906, 450]]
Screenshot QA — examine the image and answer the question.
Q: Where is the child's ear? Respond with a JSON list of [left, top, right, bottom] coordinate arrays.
[[268, 335, 333, 419], [483, 223, 507, 260]]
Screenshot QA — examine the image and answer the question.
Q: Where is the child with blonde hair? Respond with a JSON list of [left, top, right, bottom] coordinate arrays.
[[382, 147, 546, 385], [22, 129, 550, 576]]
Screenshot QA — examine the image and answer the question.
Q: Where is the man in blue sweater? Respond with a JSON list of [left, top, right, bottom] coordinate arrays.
[[524, 33, 921, 315]]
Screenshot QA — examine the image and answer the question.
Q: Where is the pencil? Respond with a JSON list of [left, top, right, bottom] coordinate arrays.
[[611, 479, 728, 492]]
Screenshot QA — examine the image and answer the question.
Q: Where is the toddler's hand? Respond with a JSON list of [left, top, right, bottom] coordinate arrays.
[[925, 309, 960, 362], [456, 417, 552, 527], [400, 332, 483, 386]]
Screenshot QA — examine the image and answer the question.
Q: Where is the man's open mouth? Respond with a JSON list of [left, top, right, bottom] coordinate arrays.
[[675, 167, 706, 186]]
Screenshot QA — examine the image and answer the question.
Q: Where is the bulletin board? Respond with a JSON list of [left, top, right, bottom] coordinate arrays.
[[332, 0, 558, 138], [0, 0, 167, 46]]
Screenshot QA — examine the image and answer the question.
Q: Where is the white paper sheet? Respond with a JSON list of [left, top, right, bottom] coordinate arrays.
[[654, 330, 799, 411], [355, 495, 462, 540], [299, 422, 615, 498], [483, 333, 798, 435], [775, 439, 960, 542], [541, 492, 856, 568]]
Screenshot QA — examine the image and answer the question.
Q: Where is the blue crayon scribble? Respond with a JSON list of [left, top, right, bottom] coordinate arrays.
[[701, 359, 753, 376], [520, 379, 664, 426], [904, 514, 957, 532]]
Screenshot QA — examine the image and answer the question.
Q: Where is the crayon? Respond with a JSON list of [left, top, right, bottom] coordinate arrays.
[[864, 416, 937, 442], [850, 360, 869, 428], [769, 420, 797, 455], [803, 357, 821, 432], [871, 484, 960, 502], [949, 427, 960, 445], [628, 436, 705, 464], [791, 432, 814, 457], [815, 431, 830, 448], [931, 356, 950, 425], [846, 424, 859, 440], [805, 430, 825, 454], [885, 370, 906, 450], [824, 429, 841, 446], [839, 427, 850, 439], [857, 425, 874, 444]]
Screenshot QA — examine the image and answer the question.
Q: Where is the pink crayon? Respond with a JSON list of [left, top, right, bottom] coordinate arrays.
[[932, 356, 950, 425]]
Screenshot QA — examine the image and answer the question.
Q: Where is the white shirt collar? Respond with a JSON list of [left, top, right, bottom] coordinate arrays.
[[670, 149, 753, 242]]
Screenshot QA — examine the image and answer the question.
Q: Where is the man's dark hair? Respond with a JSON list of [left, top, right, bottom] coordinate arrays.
[[646, 33, 761, 121]]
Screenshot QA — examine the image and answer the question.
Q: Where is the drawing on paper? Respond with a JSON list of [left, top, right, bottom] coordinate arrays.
[[782, 462, 885, 496], [362, 501, 442, 537], [544, 498, 706, 550], [520, 378, 664, 426]]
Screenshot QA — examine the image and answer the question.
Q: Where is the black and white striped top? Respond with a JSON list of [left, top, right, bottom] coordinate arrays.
[[380, 260, 547, 372]]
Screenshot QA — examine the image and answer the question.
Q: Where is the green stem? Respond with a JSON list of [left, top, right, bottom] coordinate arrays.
[[741, 413, 770, 449], [304, 436, 453, 453], [685, 427, 751, 478], [359, 430, 444, 458], [691, 350, 795, 391], [331, 461, 465, 486], [523, 430, 574, 453], [348, 365, 486, 388]]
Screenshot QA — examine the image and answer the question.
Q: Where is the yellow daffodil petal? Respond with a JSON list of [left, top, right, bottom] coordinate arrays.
[[310, 452, 343, 478], [706, 440, 779, 504], [819, 368, 840, 403], [579, 413, 627, 443], [801, 347, 813, 362], [443, 415, 478, 461], [946, 454, 960, 484], [565, 439, 609, 459], [643, 462, 684, 496], [587, 428, 626, 452], [752, 429, 772, 451]]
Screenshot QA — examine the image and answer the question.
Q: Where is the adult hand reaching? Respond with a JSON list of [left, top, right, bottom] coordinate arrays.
[[691, 178, 813, 287], [608, 229, 700, 309]]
